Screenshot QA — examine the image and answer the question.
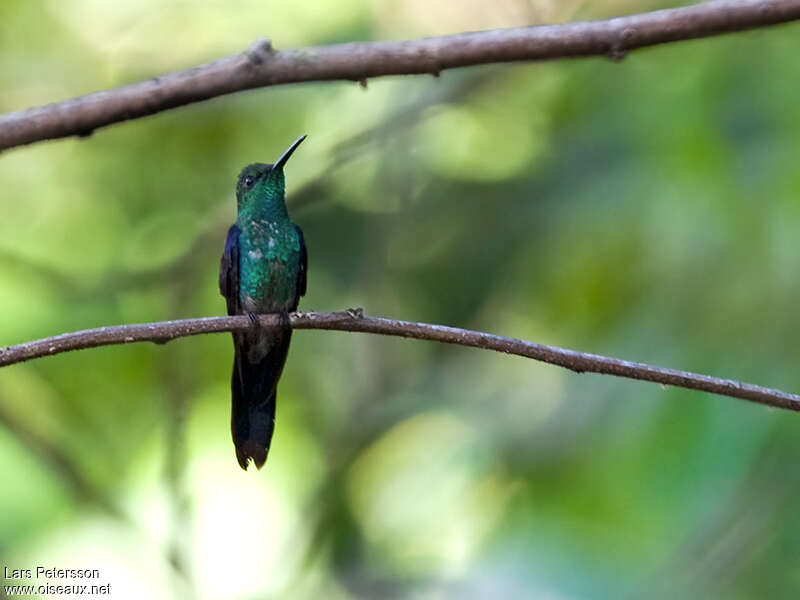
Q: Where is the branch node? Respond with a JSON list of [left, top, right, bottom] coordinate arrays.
[[244, 37, 274, 66], [346, 307, 365, 319], [358, 78, 368, 89], [606, 46, 628, 62], [606, 27, 635, 62]]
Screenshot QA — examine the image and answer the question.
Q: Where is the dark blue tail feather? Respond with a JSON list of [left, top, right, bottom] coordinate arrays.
[[230, 329, 291, 470]]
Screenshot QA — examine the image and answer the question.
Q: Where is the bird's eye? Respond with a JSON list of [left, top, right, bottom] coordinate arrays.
[[243, 175, 255, 188]]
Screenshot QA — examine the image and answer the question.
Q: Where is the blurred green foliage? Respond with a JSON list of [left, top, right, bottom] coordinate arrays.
[[2, 1, 800, 598]]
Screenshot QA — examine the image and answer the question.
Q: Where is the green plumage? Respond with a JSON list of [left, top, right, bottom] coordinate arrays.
[[236, 168, 304, 313]]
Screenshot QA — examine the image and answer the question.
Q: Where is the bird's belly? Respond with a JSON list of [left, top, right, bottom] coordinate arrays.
[[240, 256, 297, 313]]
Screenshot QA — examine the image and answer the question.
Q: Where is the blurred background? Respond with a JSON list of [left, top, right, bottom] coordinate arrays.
[[2, 0, 800, 598]]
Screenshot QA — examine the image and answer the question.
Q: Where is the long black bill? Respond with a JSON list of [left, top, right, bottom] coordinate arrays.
[[272, 135, 307, 171]]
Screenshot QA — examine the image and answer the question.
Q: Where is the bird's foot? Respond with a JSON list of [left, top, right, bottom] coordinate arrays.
[[247, 311, 261, 329], [277, 310, 291, 332]]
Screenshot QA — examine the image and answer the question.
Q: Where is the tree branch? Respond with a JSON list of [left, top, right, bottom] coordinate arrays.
[[1, 310, 798, 412], [2, 0, 799, 152]]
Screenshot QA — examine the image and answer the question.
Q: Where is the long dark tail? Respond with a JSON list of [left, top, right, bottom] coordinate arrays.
[[230, 327, 292, 470]]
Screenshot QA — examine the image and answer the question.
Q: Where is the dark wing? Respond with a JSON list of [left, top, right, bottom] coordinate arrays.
[[294, 225, 307, 307], [219, 224, 242, 316]]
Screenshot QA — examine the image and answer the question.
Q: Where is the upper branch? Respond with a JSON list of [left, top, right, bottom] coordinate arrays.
[[1, 310, 799, 412], [2, 0, 800, 152]]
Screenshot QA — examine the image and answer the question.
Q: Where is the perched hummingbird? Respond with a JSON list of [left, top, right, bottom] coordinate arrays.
[[219, 135, 308, 470]]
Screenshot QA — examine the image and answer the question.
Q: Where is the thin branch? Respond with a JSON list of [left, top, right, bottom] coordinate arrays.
[[1, 310, 799, 412], [2, 0, 800, 152]]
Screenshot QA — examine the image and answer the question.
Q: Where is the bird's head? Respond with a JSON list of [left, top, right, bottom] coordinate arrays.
[[236, 135, 306, 215]]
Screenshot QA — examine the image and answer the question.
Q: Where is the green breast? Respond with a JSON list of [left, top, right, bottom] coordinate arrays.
[[238, 219, 301, 313]]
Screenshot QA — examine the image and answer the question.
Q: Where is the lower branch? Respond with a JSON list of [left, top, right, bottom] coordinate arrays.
[[1, 310, 798, 412]]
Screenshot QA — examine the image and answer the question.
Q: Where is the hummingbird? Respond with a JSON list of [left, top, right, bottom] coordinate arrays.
[[219, 135, 308, 470]]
